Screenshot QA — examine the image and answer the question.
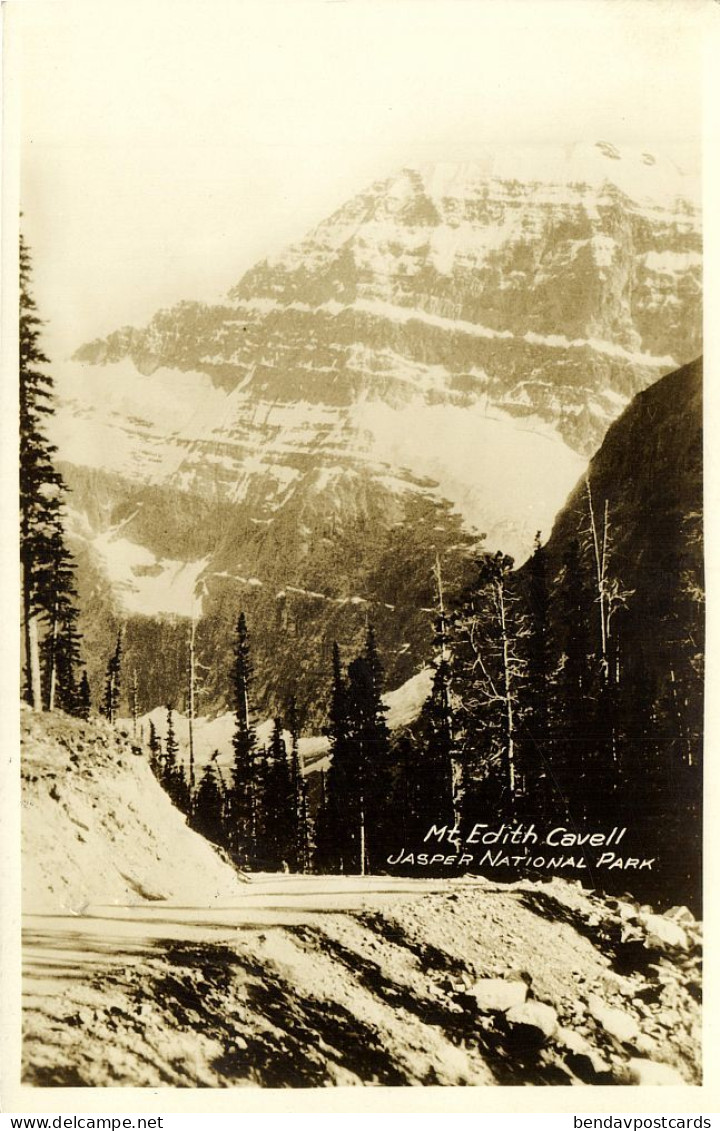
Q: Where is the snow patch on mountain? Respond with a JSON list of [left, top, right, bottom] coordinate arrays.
[[136, 667, 435, 781], [643, 249, 703, 274], [233, 296, 677, 368], [50, 358, 234, 482], [91, 531, 208, 618], [352, 398, 585, 558], [383, 667, 434, 728]]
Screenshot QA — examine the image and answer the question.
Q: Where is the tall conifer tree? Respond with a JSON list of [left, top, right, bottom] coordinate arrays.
[[77, 670, 92, 720], [414, 557, 458, 833], [101, 630, 123, 724], [317, 631, 392, 874], [315, 643, 354, 872], [288, 696, 310, 872], [19, 232, 82, 709], [148, 719, 162, 777], [191, 758, 227, 848], [162, 705, 191, 813], [261, 718, 294, 869], [349, 625, 392, 872], [230, 613, 258, 866]]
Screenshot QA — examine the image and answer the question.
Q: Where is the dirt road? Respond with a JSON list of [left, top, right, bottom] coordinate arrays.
[[22, 873, 701, 1089]]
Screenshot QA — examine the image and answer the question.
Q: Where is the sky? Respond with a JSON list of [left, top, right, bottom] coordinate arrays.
[[6, 0, 710, 358]]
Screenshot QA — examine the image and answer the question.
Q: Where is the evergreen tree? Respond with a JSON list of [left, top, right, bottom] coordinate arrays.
[[77, 670, 92, 720], [288, 696, 310, 872], [53, 614, 85, 716], [191, 758, 227, 848], [299, 765, 311, 872], [148, 719, 162, 777], [40, 532, 83, 713], [315, 643, 355, 872], [414, 660, 456, 833], [314, 767, 329, 872], [164, 705, 179, 778], [261, 718, 294, 870], [317, 631, 392, 874], [389, 730, 421, 852], [130, 669, 139, 738], [101, 630, 123, 724], [19, 232, 81, 709], [162, 705, 191, 813], [230, 613, 258, 866], [186, 620, 198, 791], [413, 557, 458, 834], [348, 625, 393, 872]]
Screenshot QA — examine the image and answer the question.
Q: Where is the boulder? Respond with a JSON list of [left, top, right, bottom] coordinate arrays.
[[625, 1058, 686, 1086], [556, 1026, 610, 1075], [617, 901, 639, 922], [468, 978, 528, 1012], [664, 905, 695, 925], [638, 913, 689, 951], [587, 994, 640, 1043], [506, 1000, 558, 1039], [633, 1033, 657, 1056]]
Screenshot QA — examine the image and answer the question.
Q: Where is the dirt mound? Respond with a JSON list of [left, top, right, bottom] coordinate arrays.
[[21, 708, 246, 913]]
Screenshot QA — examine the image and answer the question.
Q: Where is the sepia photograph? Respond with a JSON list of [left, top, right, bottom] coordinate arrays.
[[2, 0, 714, 1103]]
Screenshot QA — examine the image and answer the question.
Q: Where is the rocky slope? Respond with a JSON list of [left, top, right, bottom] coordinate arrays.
[[23, 878, 702, 1088], [516, 358, 703, 911], [543, 358, 702, 585], [21, 708, 247, 913], [540, 355, 703, 789], [48, 143, 701, 721], [22, 712, 701, 1088]]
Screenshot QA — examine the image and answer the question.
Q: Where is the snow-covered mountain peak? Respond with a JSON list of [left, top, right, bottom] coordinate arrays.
[[244, 143, 699, 319], [412, 142, 697, 208]]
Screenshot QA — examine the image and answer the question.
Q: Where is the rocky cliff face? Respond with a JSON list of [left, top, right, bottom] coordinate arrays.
[[75, 145, 701, 455], [50, 143, 701, 720], [522, 358, 703, 909], [543, 358, 702, 576]]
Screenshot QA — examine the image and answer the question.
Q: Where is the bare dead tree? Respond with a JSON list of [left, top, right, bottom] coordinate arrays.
[[454, 552, 529, 808]]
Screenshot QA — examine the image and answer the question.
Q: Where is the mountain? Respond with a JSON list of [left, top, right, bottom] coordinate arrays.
[[537, 356, 703, 714], [542, 357, 702, 585], [520, 357, 703, 909], [48, 143, 702, 722]]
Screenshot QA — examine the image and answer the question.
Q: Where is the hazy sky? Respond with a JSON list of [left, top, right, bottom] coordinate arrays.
[[8, 0, 709, 358]]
